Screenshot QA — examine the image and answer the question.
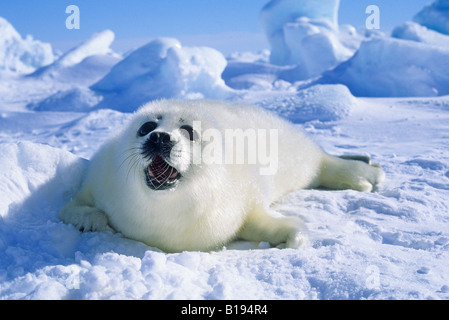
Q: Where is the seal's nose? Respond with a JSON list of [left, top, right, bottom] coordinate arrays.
[[149, 131, 171, 144]]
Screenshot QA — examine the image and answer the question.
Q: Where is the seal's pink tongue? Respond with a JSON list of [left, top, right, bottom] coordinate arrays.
[[148, 155, 178, 182]]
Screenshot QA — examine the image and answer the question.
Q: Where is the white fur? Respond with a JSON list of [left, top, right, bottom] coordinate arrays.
[[60, 99, 385, 252]]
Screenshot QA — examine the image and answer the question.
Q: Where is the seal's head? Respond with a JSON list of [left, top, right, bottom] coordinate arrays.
[[118, 100, 205, 192], [139, 119, 198, 190]]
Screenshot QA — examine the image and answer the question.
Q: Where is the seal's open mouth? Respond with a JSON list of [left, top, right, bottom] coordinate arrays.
[[145, 154, 181, 190]]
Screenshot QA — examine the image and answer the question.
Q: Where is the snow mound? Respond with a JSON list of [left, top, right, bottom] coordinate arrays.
[[257, 84, 355, 123], [0, 141, 87, 218], [226, 49, 270, 63], [25, 31, 122, 111], [414, 0, 449, 35], [392, 21, 449, 48], [56, 30, 118, 68], [29, 31, 121, 86], [30, 54, 121, 86], [0, 17, 55, 73], [319, 37, 449, 97], [93, 37, 181, 92], [259, 0, 353, 80], [222, 60, 294, 90], [93, 37, 233, 111], [28, 87, 103, 112], [34, 38, 234, 112]]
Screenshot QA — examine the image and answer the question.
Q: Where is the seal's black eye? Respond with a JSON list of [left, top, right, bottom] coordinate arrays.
[[180, 125, 198, 141], [138, 121, 157, 137]]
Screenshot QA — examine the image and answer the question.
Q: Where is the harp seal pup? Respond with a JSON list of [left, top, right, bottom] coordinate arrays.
[[59, 99, 385, 252]]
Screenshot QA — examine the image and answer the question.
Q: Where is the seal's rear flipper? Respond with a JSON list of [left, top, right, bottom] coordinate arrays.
[[317, 154, 385, 192]]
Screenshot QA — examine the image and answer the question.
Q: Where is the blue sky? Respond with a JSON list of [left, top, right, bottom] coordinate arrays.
[[0, 0, 432, 54]]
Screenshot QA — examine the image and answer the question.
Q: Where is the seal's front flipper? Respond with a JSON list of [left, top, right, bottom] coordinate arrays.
[[59, 189, 109, 232], [237, 206, 307, 249]]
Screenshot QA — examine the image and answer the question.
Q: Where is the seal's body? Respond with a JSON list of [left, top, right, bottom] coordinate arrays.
[[60, 99, 384, 252]]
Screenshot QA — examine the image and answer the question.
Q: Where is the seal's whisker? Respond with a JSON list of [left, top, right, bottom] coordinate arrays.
[[119, 146, 142, 169], [126, 154, 141, 183], [119, 151, 139, 169]]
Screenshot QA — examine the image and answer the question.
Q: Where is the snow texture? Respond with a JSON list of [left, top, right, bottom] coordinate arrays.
[[1, 92, 449, 300], [31, 37, 233, 112], [92, 37, 233, 111], [1, 0, 449, 300], [392, 21, 449, 48], [29, 30, 121, 86], [55, 30, 118, 68], [414, 0, 449, 35], [0, 17, 55, 73], [259, 0, 354, 79], [319, 37, 449, 97], [254, 84, 355, 123]]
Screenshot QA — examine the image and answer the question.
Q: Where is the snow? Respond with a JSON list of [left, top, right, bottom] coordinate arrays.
[[414, 0, 449, 35], [93, 37, 181, 93], [253, 84, 355, 123], [31, 37, 233, 113], [1, 96, 448, 299], [319, 37, 449, 97], [0, 17, 55, 74], [54, 30, 118, 68], [392, 21, 449, 48], [29, 30, 122, 87], [259, 0, 354, 80], [93, 37, 233, 111], [1, 0, 449, 300]]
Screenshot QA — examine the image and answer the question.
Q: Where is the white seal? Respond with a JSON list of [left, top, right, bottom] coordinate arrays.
[[60, 99, 385, 252]]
